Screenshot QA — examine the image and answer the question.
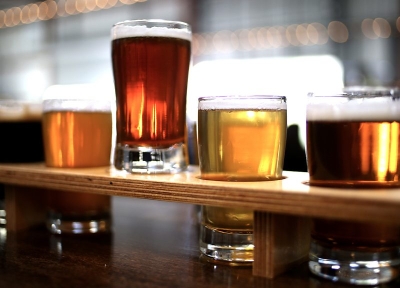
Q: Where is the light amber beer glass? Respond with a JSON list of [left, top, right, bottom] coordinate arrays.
[[111, 19, 191, 173], [42, 84, 113, 234], [43, 111, 112, 168], [307, 89, 400, 285], [198, 95, 287, 263]]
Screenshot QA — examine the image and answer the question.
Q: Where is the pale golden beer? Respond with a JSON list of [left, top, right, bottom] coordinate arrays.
[[198, 107, 287, 181], [42, 85, 113, 234], [198, 95, 287, 263], [201, 206, 254, 230], [43, 111, 112, 168], [307, 89, 400, 285]]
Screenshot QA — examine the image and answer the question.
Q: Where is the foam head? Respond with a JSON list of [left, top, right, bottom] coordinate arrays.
[[111, 19, 192, 41], [42, 84, 114, 113], [198, 95, 287, 111], [0, 100, 42, 122], [307, 92, 400, 121]]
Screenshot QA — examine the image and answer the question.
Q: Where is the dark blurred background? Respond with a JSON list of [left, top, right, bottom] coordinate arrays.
[[0, 0, 399, 170]]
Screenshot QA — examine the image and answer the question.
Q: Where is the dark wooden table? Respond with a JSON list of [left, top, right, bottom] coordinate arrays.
[[0, 196, 398, 288]]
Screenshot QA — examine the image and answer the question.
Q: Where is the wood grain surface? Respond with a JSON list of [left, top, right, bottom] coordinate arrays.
[[0, 163, 400, 224]]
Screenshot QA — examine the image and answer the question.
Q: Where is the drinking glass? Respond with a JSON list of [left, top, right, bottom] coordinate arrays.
[[0, 100, 43, 232], [197, 95, 287, 263], [111, 19, 192, 174], [306, 88, 400, 285], [0, 100, 43, 163], [42, 84, 113, 234]]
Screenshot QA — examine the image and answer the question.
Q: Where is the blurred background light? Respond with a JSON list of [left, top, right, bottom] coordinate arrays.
[[328, 21, 349, 43]]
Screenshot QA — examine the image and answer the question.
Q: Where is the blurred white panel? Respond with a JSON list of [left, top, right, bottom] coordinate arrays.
[[187, 55, 344, 146]]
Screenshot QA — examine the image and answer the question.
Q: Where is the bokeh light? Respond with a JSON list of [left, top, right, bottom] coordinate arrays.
[[328, 21, 348, 43], [38, 2, 49, 20], [362, 18, 377, 39], [286, 24, 300, 46], [29, 4, 39, 23], [373, 18, 391, 38], [308, 23, 328, 45], [0, 11, 5, 28], [0, 0, 395, 59], [296, 24, 309, 45], [5, 9, 13, 27]]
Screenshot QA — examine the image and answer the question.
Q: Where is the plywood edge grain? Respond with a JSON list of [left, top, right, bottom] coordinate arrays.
[[0, 163, 400, 224], [253, 212, 311, 278]]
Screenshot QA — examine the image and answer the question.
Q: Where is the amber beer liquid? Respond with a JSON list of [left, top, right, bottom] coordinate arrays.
[[111, 20, 191, 173], [42, 97, 112, 233], [43, 111, 112, 168], [42, 110, 112, 214], [198, 96, 287, 262], [112, 36, 191, 147], [307, 93, 400, 284], [307, 99, 400, 246], [307, 121, 400, 186]]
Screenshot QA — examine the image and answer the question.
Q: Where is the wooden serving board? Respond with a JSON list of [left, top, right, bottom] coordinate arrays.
[[0, 163, 399, 278]]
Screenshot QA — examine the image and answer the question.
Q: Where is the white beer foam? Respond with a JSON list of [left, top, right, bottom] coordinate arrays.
[[307, 97, 400, 121], [198, 96, 287, 110], [0, 101, 42, 121], [42, 84, 113, 113], [111, 23, 192, 41], [43, 99, 112, 113]]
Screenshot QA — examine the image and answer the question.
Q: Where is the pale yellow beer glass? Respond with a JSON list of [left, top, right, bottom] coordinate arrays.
[[42, 84, 113, 234], [307, 88, 400, 285], [197, 95, 287, 263]]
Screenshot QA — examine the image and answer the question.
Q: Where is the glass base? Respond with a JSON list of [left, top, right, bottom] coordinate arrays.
[[199, 224, 254, 263], [309, 239, 400, 285], [114, 143, 187, 174], [47, 212, 111, 234]]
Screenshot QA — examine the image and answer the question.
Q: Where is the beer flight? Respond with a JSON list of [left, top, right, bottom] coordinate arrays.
[[0, 19, 400, 286]]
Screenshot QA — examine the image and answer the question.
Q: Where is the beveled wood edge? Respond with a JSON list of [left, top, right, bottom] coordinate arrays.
[[0, 163, 400, 224]]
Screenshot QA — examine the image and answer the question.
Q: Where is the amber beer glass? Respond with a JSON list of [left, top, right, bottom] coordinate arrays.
[[42, 84, 113, 234], [111, 19, 191, 173], [197, 95, 287, 263], [306, 89, 400, 285]]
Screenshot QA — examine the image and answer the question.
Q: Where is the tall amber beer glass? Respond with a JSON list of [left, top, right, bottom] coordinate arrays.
[[307, 89, 400, 285], [198, 95, 287, 263], [42, 84, 113, 234], [111, 19, 191, 173]]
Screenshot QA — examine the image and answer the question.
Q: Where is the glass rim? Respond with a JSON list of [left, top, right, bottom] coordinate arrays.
[[198, 95, 287, 110], [308, 87, 400, 99], [111, 19, 192, 41], [112, 19, 191, 29], [198, 95, 287, 102]]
